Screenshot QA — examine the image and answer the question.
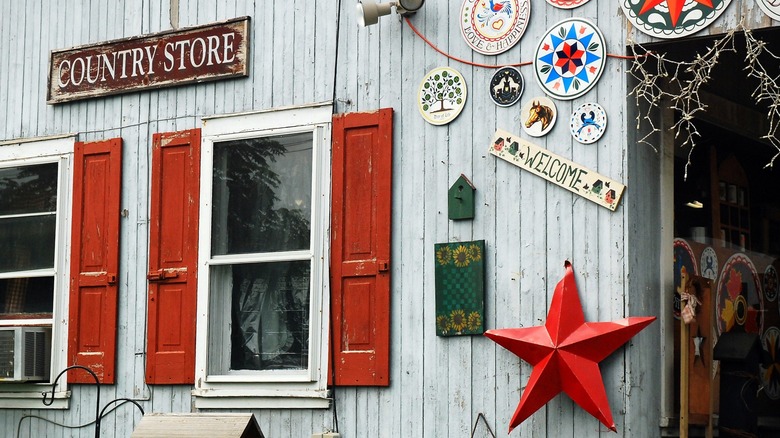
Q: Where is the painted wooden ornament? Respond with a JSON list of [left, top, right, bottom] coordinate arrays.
[[533, 18, 605, 100], [489, 67, 524, 107], [418, 67, 467, 125], [757, 0, 780, 21], [569, 102, 606, 144], [485, 261, 655, 433], [545, 0, 591, 9], [520, 97, 556, 137], [620, 0, 732, 39], [459, 0, 530, 56]]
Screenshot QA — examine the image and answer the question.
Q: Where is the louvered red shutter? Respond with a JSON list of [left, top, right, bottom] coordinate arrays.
[[330, 109, 393, 386], [68, 138, 122, 384], [146, 129, 200, 384]]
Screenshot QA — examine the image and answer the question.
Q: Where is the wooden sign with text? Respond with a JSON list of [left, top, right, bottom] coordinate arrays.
[[489, 129, 625, 211], [47, 17, 249, 104]]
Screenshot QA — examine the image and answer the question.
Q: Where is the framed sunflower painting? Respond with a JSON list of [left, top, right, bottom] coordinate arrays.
[[434, 240, 486, 336]]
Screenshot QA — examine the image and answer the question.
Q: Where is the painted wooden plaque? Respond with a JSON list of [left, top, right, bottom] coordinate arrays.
[[569, 102, 607, 144], [418, 67, 467, 125], [521, 97, 556, 137], [673, 238, 698, 319], [761, 326, 780, 400], [488, 129, 625, 211], [434, 240, 485, 336], [533, 18, 605, 100], [489, 67, 524, 107], [459, 0, 530, 56], [620, 0, 732, 39], [757, 0, 780, 21], [546, 0, 591, 8]]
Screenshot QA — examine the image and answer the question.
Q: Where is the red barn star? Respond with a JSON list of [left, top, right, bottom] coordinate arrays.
[[485, 261, 655, 433], [639, 0, 715, 27]]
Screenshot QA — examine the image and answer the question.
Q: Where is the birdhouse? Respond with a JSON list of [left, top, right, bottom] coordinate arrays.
[[448, 174, 476, 220]]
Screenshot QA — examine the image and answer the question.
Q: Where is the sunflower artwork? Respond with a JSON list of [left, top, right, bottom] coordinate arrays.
[[434, 240, 486, 336]]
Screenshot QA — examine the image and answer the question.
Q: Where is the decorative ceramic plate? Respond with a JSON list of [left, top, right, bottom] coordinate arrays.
[[489, 67, 524, 107], [569, 103, 607, 144], [533, 18, 606, 100], [459, 0, 530, 55], [765, 265, 778, 302], [715, 253, 763, 336], [673, 238, 698, 319], [546, 0, 591, 9], [700, 246, 718, 281], [760, 326, 780, 400], [418, 67, 467, 126], [757, 0, 780, 21], [521, 97, 556, 137], [620, 0, 733, 39]]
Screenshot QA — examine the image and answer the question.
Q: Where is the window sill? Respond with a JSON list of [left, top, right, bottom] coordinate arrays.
[[192, 387, 330, 409], [0, 389, 69, 409]]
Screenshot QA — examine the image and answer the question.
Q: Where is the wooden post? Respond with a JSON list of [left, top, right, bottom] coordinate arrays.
[[680, 315, 689, 438]]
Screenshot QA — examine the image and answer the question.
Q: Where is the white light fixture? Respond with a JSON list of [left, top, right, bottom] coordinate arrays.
[[685, 200, 704, 209], [356, 0, 425, 27]]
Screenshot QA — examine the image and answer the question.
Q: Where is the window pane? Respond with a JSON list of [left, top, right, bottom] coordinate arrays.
[[211, 133, 313, 255], [209, 261, 310, 372], [0, 276, 54, 317], [0, 163, 58, 216], [0, 215, 56, 273]]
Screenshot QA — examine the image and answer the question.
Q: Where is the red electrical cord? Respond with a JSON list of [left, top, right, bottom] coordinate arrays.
[[403, 17, 650, 69]]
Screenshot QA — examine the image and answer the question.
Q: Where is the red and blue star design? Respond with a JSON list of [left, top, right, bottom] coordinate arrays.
[[534, 19, 605, 100]]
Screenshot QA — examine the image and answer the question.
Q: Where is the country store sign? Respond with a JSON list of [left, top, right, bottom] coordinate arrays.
[[47, 17, 249, 103]]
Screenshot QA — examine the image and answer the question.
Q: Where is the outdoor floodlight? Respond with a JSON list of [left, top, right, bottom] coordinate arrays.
[[356, 0, 425, 27]]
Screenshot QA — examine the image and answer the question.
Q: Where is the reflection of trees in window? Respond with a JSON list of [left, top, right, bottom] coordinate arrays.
[[0, 163, 58, 316], [212, 136, 312, 371]]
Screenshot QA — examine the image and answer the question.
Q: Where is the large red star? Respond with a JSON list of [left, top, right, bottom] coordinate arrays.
[[638, 0, 715, 27], [485, 261, 655, 433]]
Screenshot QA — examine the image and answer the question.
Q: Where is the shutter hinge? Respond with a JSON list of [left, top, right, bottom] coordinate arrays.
[[378, 260, 390, 272], [147, 269, 180, 281]]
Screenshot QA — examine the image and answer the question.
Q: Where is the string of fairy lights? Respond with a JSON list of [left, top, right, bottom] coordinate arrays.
[[627, 23, 780, 178]]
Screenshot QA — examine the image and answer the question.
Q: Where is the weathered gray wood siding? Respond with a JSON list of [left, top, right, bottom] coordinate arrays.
[[0, 1, 776, 437]]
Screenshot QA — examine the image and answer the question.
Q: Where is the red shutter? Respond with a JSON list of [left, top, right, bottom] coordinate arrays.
[[330, 109, 393, 386], [68, 138, 122, 384], [146, 129, 200, 384]]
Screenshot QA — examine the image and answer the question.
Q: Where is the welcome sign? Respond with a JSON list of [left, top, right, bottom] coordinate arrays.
[[47, 17, 249, 103], [489, 129, 625, 211]]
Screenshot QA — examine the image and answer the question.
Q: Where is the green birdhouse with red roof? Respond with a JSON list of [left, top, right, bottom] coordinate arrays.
[[448, 174, 476, 220]]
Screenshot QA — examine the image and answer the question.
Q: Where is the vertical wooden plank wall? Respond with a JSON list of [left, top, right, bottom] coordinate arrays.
[[0, 0, 777, 437]]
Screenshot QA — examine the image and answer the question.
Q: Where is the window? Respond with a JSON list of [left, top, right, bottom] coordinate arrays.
[[194, 104, 332, 408], [0, 136, 74, 408]]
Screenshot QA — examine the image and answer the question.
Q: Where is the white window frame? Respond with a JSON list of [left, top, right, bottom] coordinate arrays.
[[0, 135, 75, 409], [194, 103, 332, 409]]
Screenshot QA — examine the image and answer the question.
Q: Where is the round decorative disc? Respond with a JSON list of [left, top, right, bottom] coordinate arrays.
[[459, 0, 530, 56], [569, 103, 607, 144], [489, 67, 524, 107], [546, 0, 591, 9], [417, 67, 467, 126], [757, 0, 780, 21], [620, 0, 733, 40], [700, 247, 719, 281], [764, 265, 778, 302], [715, 253, 763, 336], [521, 97, 557, 137], [760, 326, 780, 400], [533, 18, 606, 100]]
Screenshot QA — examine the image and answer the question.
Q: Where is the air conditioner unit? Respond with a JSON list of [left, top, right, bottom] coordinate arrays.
[[0, 327, 51, 382]]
